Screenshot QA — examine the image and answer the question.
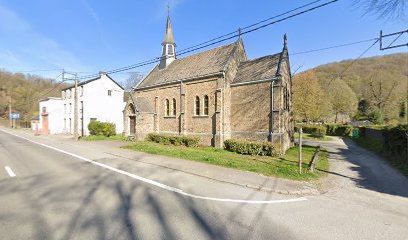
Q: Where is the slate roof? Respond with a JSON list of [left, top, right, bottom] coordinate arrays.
[[232, 53, 282, 84], [134, 96, 154, 113], [137, 42, 238, 88]]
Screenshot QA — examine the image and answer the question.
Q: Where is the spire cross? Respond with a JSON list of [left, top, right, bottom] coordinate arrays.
[[167, 1, 170, 16]]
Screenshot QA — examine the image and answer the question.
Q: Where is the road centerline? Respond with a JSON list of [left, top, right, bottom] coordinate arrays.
[[4, 166, 16, 178], [0, 129, 307, 204]]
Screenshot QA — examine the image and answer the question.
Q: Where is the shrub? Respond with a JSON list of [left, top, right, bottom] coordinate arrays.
[[146, 133, 200, 147], [298, 124, 327, 138], [88, 121, 116, 137], [326, 124, 352, 136], [224, 139, 278, 157]]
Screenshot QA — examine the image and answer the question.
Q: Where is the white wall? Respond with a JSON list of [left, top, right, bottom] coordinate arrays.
[[39, 98, 64, 134], [61, 74, 125, 136]]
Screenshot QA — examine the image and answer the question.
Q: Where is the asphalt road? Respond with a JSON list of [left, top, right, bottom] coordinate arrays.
[[0, 129, 407, 240]]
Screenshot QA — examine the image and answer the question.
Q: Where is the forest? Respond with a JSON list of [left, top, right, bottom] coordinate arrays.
[[0, 70, 65, 121], [293, 53, 408, 124]]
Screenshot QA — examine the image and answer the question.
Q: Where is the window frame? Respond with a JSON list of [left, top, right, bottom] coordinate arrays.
[[203, 95, 209, 116], [195, 96, 200, 116], [165, 98, 170, 116], [172, 98, 176, 116]]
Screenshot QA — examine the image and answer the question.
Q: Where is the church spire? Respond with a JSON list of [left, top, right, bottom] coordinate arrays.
[[159, 4, 176, 70], [162, 6, 176, 46]]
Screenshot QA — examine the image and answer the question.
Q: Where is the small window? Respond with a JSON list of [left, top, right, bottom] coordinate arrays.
[[80, 86, 84, 96], [108, 90, 112, 96], [62, 91, 65, 99], [90, 118, 97, 122], [203, 95, 209, 115], [165, 99, 170, 116], [172, 98, 176, 116], [69, 103, 72, 113], [42, 107, 46, 113], [168, 45, 174, 55], [64, 104, 66, 114], [195, 96, 200, 116]]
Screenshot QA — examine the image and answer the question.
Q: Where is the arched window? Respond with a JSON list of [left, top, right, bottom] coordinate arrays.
[[168, 45, 174, 55], [165, 99, 170, 116], [195, 96, 200, 116], [172, 98, 176, 116], [203, 95, 209, 115]]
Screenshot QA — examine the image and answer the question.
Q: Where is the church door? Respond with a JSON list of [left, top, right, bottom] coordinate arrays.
[[129, 116, 136, 135]]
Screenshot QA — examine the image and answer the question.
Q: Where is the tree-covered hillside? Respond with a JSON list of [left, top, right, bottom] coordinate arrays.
[[294, 53, 408, 124], [0, 70, 66, 120]]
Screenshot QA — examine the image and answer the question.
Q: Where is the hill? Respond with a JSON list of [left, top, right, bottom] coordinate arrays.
[[0, 70, 66, 121], [294, 53, 407, 124]]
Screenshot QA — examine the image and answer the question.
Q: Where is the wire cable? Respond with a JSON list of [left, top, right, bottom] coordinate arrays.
[[77, 0, 340, 80]]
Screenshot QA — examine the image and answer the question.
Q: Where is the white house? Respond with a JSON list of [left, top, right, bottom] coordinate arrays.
[[39, 97, 64, 134], [61, 72, 125, 136]]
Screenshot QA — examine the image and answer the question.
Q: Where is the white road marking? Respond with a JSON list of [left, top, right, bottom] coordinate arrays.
[[0, 129, 307, 204], [5, 166, 16, 177]]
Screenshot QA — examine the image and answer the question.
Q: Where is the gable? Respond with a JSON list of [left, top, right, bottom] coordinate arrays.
[[232, 53, 281, 84]]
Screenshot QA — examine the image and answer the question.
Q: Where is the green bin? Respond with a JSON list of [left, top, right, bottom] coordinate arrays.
[[352, 128, 359, 139]]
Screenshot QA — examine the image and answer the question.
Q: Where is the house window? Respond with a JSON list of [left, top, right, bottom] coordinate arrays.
[[64, 104, 66, 114], [203, 95, 209, 115], [108, 90, 112, 96], [67, 89, 70, 99], [90, 118, 97, 122], [80, 86, 84, 97], [62, 91, 65, 99], [64, 118, 66, 130], [42, 107, 46, 113], [69, 103, 72, 113], [172, 98, 176, 116], [165, 99, 170, 116], [195, 96, 200, 116]]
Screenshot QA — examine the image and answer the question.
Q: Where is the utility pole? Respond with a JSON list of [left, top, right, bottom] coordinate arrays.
[[74, 73, 79, 141], [8, 95, 12, 128], [299, 127, 303, 174]]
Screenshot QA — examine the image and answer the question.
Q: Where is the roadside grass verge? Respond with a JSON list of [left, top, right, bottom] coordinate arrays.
[[352, 137, 408, 178], [294, 132, 334, 141], [123, 141, 329, 181], [80, 134, 127, 141]]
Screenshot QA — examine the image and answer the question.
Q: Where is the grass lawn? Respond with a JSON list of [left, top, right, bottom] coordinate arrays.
[[352, 137, 408, 178], [123, 141, 329, 181], [294, 132, 334, 141], [80, 134, 127, 141]]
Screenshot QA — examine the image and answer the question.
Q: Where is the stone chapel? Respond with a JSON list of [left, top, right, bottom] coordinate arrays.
[[123, 13, 294, 151]]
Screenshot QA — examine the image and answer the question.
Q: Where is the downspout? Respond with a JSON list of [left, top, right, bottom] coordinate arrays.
[[268, 80, 275, 142]]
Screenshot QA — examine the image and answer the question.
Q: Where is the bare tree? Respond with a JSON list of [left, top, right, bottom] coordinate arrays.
[[122, 72, 144, 91], [355, 0, 407, 20]]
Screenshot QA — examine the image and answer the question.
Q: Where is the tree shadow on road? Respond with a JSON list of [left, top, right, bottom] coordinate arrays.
[[0, 158, 290, 240], [323, 138, 408, 198]]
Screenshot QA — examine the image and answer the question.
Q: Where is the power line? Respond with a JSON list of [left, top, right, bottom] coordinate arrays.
[[8, 72, 65, 109], [327, 38, 379, 85], [291, 38, 378, 55], [177, 0, 323, 53], [77, 0, 340, 80]]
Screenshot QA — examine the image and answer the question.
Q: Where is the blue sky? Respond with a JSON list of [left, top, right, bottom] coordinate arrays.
[[0, 0, 406, 82]]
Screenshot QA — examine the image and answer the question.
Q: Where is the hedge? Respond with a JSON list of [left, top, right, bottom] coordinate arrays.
[[88, 121, 116, 137], [146, 133, 200, 147], [326, 124, 352, 136], [224, 139, 278, 157], [296, 124, 327, 137]]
